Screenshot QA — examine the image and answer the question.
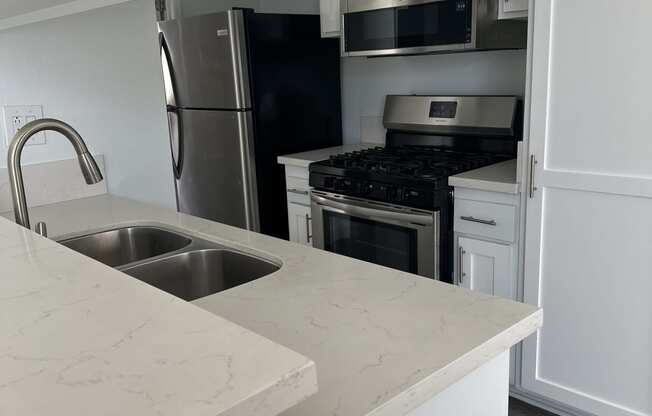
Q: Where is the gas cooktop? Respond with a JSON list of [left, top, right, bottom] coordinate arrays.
[[315, 146, 508, 182], [309, 146, 510, 209]]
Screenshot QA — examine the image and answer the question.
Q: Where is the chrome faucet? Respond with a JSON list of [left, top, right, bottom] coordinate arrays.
[[7, 119, 104, 237]]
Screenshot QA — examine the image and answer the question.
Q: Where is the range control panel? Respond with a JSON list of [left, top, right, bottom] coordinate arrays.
[[309, 173, 436, 210]]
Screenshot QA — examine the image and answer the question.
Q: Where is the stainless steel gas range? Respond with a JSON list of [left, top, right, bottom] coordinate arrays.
[[309, 95, 520, 282]]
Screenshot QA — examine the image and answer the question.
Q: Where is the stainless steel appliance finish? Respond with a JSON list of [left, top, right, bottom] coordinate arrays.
[[158, 9, 342, 238], [343, 0, 441, 13], [57, 225, 281, 301], [59, 226, 192, 268], [7, 118, 103, 234], [309, 95, 520, 281], [311, 190, 439, 278], [174, 109, 259, 230], [340, 0, 527, 57], [159, 9, 259, 231], [159, 10, 251, 110], [122, 249, 279, 302], [383, 95, 518, 136]]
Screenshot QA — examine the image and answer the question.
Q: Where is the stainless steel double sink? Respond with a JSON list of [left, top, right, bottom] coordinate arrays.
[[57, 226, 280, 301]]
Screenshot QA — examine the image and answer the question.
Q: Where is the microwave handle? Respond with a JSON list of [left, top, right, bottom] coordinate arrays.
[[311, 193, 433, 225]]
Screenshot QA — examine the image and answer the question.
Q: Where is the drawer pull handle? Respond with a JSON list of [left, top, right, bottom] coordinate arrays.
[[460, 216, 497, 226], [288, 188, 309, 196], [458, 246, 466, 285], [305, 214, 312, 243]]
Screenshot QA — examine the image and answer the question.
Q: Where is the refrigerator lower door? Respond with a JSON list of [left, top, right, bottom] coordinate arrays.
[[175, 109, 259, 231]]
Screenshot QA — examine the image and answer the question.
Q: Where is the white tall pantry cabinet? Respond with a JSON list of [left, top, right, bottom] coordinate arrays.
[[519, 1, 652, 416]]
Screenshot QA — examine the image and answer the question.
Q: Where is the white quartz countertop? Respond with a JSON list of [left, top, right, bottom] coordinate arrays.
[[277, 143, 379, 168], [449, 159, 520, 194], [2, 195, 542, 416], [0, 206, 316, 415]]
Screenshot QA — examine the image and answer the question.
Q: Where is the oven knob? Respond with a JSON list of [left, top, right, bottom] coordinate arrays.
[[363, 182, 374, 195]]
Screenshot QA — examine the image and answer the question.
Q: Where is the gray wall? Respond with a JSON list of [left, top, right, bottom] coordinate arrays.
[[0, 0, 176, 209], [169, 0, 527, 144], [341, 51, 528, 143]]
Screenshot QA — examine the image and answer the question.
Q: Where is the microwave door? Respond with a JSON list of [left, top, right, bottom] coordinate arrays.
[[311, 192, 438, 278], [342, 0, 472, 57]]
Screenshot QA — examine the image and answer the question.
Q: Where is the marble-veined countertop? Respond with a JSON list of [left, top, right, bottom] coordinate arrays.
[[2, 194, 541, 416]]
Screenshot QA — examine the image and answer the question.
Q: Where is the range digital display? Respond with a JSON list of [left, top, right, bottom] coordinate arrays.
[[429, 101, 458, 119]]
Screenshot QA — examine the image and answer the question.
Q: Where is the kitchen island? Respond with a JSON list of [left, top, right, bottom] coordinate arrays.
[[2, 194, 542, 415]]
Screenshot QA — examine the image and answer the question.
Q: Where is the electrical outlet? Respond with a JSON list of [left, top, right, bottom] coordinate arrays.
[[3, 105, 46, 146]]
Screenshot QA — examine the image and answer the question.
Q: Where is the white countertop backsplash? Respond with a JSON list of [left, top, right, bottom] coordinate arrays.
[[2, 194, 541, 416], [0, 155, 108, 213]]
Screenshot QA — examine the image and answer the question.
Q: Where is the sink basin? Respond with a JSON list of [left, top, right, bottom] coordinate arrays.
[[58, 226, 192, 267], [121, 249, 280, 301]]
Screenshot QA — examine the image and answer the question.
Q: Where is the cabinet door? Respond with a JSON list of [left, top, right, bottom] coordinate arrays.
[[458, 237, 514, 299], [457, 236, 516, 385], [522, 2, 652, 415], [319, 0, 341, 38], [288, 201, 312, 246], [499, 0, 528, 19]]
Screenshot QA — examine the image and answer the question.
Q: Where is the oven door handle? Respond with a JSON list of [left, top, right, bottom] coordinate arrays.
[[311, 193, 434, 225]]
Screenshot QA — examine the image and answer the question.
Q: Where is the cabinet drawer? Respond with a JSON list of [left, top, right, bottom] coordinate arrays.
[[286, 176, 309, 193], [454, 199, 516, 242]]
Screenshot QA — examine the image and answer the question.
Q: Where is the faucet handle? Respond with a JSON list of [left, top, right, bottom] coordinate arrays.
[[35, 222, 48, 238]]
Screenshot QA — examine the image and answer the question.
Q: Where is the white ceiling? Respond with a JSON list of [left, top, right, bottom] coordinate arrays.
[[0, 0, 77, 19]]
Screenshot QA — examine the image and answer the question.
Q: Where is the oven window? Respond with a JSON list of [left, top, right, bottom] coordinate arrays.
[[344, 1, 471, 53], [323, 211, 418, 273]]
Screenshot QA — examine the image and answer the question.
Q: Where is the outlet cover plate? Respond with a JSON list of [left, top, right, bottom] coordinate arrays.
[[3, 105, 46, 146]]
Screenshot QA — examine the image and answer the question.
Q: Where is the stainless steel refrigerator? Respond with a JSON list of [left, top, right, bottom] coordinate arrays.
[[158, 9, 341, 239]]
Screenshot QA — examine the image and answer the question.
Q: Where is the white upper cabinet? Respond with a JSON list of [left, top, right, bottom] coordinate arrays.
[[522, 1, 652, 415], [319, 0, 341, 37], [499, 0, 528, 19]]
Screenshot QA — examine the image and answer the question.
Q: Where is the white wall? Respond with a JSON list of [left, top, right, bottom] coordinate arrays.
[[341, 50, 528, 143], [0, 0, 176, 209]]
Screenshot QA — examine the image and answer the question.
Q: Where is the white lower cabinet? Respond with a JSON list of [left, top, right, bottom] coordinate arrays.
[[453, 187, 520, 387], [288, 200, 312, 246], [458, 237, 514, 300], [282, 164, 314, 246]]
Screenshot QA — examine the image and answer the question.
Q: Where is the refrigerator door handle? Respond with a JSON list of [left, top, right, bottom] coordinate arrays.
[[167, 108, 183, 179], [160, 32, 183, 179], [237, 112, 260, 232], [227, 10, 252, 110]]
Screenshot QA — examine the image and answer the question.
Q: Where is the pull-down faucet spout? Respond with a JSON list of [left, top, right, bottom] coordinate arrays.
[[7, 118, 103, 235]]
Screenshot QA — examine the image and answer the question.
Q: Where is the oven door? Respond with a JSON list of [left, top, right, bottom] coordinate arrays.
[[311, 191, 439, 279], [342, 0, 473, 57]]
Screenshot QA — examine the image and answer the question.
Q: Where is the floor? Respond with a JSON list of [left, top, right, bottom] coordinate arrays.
[[509, 398, 558, 416]]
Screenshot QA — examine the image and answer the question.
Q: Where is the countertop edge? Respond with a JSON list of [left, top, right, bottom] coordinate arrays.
[[448, 176, 521, 195], [368, 308, 543, 416]]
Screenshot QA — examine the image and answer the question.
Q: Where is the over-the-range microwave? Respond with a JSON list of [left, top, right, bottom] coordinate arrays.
[[340, 0, 527, 57]]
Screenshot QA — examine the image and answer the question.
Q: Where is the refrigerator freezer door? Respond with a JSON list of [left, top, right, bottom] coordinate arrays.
[[176, 109, 259, 231], [157, 10, 251, 110]]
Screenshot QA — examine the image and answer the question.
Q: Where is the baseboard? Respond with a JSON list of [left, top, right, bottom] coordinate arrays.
[[510, 387, 595, 416]]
